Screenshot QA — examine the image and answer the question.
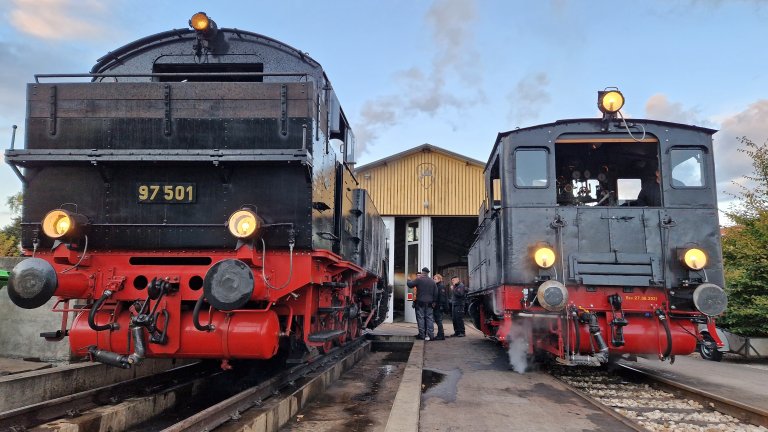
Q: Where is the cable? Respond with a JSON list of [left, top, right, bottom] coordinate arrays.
[[61, 235, 88, 273], [618, 111, 647, 142]]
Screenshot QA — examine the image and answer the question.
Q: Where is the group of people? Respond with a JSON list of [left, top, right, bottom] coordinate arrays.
[[407, 267, 467, 341]]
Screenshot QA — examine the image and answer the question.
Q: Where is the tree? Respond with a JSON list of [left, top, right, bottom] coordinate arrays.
[[720, 137, 768, 337], [0, 192, 22, 257]]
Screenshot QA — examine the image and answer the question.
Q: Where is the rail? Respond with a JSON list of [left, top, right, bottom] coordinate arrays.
[[163, 337, 369, 432], [618, 363, 768, 428]]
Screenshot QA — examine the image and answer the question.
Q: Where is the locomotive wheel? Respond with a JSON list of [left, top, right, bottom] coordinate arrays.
[[337, 326, 348, 346], [347, 316, 360, 340], [698, 334, 723, 362], [321, 339, 334, 354]]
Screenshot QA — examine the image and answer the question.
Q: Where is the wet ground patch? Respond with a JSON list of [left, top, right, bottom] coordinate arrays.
[[282, 338, 412, 432]]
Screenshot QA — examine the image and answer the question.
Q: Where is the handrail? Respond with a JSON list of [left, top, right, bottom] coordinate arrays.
[[34, 72, 311, 83]]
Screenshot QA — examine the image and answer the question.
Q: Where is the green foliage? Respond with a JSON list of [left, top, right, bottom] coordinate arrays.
[[0, 192, 22, 257], [720, 137, 768, 337]]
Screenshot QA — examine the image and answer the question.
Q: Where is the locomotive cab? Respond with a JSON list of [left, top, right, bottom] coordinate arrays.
[[469, 89, 726, 367]]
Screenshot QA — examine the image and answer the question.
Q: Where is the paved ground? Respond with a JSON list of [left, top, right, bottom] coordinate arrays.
[[376, 321, 632, 432], [281, 350, 406, 432]]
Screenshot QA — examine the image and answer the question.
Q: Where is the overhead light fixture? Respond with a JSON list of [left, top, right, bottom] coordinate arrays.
[[598, 88, 625, 114], [189, 12, 218, 39]]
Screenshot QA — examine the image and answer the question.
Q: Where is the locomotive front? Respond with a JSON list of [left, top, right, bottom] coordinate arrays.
[[5, 13, 388, 368], [469, 90, 727, 365]]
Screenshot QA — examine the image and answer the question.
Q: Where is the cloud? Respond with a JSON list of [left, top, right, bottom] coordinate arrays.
[[645, 93, 701, 124], [642, 95, 768, 221], [713, 100, 768, 204], [0, 41, 81, 120], [10, 0, 109, 40], [507, 72, 551, 126], [355, 0, 484, 153]]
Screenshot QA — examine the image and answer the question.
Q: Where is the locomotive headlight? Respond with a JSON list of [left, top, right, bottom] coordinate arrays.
[[534, 247, 556, 269], [42, 209, 87, 240], [227, 209, 260, 239], [683, 248, 708, 270], [692, 283, 727, 316], [536, 280, 568, 312], [598, 89, 625, 114], [189, 12, 211, 31]]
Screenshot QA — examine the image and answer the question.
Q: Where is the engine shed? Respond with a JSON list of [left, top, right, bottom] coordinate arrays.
[[355, 144, 484, 322]]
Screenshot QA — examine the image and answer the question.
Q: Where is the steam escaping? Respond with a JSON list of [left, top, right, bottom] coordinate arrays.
[[507, 72, 551, 126], [506, 320, 531, 374], [355, 0, 484, 154]]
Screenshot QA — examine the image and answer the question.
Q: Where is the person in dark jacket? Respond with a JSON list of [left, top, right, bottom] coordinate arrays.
[[450, 276, 467, 337], [432, 274, 449, 340], [407, 267, 438, 340], [636, 170, 661, 207]]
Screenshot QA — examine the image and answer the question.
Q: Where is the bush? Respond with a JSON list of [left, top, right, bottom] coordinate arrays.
[[720, 137, 768, 337]]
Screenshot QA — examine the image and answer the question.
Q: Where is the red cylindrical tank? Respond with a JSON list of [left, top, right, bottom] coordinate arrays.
[[572, 314, 697, 356], [69, 308, 280, 359]]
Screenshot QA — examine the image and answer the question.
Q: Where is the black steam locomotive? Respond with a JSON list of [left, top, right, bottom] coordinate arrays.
[[468, 89, 727, 365], [5, 12, 389, 368]]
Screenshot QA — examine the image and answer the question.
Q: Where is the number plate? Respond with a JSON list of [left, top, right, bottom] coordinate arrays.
[[137, 183, 196, 204]]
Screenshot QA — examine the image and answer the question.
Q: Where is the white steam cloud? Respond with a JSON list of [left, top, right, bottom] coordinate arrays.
[[507, 72, 551, 127], [506, 320, 531, 374]]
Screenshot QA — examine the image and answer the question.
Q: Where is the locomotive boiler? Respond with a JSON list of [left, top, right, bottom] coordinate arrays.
[[5, 12, 389, 368], [468, 89, 727, 365]]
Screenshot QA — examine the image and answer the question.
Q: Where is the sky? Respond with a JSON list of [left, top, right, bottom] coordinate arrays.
[[0, 0, 766, 227]]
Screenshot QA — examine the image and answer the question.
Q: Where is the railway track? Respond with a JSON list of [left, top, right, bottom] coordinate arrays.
[[550, 362, 768, 432], [161, 338, 370, 432], [0, 339, 370, 432], [0, 361, 220, 432]]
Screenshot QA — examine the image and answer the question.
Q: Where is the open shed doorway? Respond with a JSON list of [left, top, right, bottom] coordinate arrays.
[[391, 216, 477, 322]]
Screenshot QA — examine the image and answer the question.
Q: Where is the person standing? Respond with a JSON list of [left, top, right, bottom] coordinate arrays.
[[450, 276, 467, 337], [407, 267, 438, 341], [432, 274, 449, 340]]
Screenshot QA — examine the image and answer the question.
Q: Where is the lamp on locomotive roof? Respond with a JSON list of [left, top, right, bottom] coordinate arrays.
[[189, 12, 217, 36], [597, 87, 625, 125], [189, 12, 218, 57]]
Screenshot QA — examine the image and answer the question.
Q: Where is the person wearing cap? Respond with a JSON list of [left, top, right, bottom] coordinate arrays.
[[407, 267, 438, 341]]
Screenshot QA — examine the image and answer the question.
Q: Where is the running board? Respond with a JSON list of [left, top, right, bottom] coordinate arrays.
[[308, 329, 345, 342]]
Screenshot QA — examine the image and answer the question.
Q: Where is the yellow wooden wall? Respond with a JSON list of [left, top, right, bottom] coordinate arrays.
[[356, 148, 485, 216]]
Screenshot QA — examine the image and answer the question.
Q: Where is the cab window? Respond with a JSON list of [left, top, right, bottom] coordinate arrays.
[[514, 148, 548, 188], [554, 136, 660, 206], [670, 148, 705, 188]]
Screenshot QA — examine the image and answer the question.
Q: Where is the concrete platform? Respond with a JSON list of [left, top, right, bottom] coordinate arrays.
[[0, 357, 52, 376], [377, 321, 632, 432], [0, 358, 190, 412]]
